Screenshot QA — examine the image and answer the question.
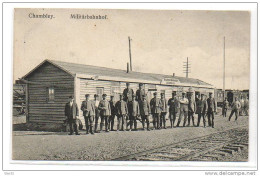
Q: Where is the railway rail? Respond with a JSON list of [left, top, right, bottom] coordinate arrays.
[[112, 125, 248, 161]]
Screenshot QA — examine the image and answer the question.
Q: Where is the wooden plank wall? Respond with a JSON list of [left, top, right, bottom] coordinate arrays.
[[27, 62, 74, 124], [78, 77, 214, 128]]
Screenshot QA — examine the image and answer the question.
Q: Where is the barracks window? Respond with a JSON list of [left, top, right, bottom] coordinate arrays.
[[47, 87, 55, 102], [96, 87, 104, 101]]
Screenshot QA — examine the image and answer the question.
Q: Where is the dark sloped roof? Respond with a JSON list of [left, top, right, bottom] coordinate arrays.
[[23, 59, 212, 87], [48, 60, 212, 87]]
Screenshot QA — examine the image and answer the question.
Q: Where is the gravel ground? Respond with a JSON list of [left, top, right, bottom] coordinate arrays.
[[12, 113, 249, 161]]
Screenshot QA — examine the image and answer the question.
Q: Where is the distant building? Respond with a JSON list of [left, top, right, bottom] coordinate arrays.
[[21, 60, 214, 131]]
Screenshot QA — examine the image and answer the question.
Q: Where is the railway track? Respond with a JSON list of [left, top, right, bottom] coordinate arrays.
[[112, 125, 248, 161]]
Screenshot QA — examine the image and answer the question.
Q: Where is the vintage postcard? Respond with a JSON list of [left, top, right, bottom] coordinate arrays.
[[12, 7, 253, 165]]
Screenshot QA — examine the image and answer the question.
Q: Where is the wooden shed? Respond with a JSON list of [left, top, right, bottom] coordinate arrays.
[[21, 59, 214, 131]]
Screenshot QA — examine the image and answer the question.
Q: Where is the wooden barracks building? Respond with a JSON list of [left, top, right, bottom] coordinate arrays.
[[21, 60, 214, 131]]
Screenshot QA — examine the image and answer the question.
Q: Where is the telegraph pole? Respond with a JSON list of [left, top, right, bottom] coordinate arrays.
[[223, 37, 226, 101], [128, 36, 132, 71], [183, 57, 191, 78]]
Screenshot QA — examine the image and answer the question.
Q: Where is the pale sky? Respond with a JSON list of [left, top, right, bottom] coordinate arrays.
[[14, 8, 250, 90]]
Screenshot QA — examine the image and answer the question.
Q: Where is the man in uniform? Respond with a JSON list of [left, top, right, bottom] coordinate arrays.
[[168, 92, 179, 128], [197, 94, 208, 127], [160, 93, 167, 129], [139, 94, 151, 130], [176, 92, 189, 127], [128, 94, 140, 131], [136, 83, 146, 101], [150, 92, 162, 129], [244, 97, 249, 116], [123, 83, 134, 129], [65, 96, 80, 135], [93, 94, 100, 133], [239, 96, 245, 116], [109, 95, 117, 131], [123, 83, 134, 103], [207, 92, 216, 128], [115, 94, 128, 131], [222, 97, 229, 117], [188, 92, 196, 127], [98, 94, 111, 132], [81, 94, 95, 135], [229, 97, 241, 121], [195, 94, 200, 107]]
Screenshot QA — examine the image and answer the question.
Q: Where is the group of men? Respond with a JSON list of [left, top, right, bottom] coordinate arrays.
[[64, 82, 248, 135], [222, 96, 249, 121]]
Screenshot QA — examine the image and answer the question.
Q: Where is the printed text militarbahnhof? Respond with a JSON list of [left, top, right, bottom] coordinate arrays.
[[71, 14, 108, 19]]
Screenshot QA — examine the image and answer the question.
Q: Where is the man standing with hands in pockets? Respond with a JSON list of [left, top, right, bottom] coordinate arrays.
[[65, 95, 80, 135], [81, 94, 95, 135]]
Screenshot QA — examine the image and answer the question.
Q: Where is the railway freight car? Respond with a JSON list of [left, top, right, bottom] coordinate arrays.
[[214, 89, 249, 107]]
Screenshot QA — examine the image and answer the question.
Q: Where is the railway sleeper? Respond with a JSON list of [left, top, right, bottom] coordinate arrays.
[[228, 144, 245, 149], [212, 151, 229, 156], [219, 149, 234, 154], [233, 142, 248, 146], [151, 153, 181, 160], [222, 146, 241, 152], [203, 154, 220, 160]]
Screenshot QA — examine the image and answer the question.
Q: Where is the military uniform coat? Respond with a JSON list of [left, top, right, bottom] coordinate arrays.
[[244, 99, 249, 109], [109, 100, 117, 116], [223, 100, 229, 109], [65, 101, 79, 120], [150, 97, 162, 114], [129, 100, 140, 116], [136, 89, 146, 101], [123, 88, 134, 102], [188, 98, 196, 113], [207, 97, 216, 112], [115, 100, 128, 115], [168, 98, 180, 113], [231, 100, 241, 110], [94, 100, 100, 117], [240, 99, 245, 108], [161, 98, 167, 113], [81, 100, 95, 116], [139, 99, 151, 116], [98, 100, 111, 116], [196, 99, 208, 114]]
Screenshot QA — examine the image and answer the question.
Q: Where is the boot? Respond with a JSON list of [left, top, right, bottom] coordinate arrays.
[[163, 120, 166, 129], [111, 121, 114, 131], [176, 121, 180, 127], [192, 118, 195, 126], [100, 123, 103, 132], [134, 121, 137, 131], [147, 123, 150, 131], [173, 119, 176, 128], [105, 121, 109, 132], [153, 121, 156, 129], [86, 126, 89, 134], [197, 119, 200, 127], [142, 121, 145, 130], [157, 122, 160, 129], [94, 123, 98, 133], [90, 126, 94, 135], [117, 122, 120, 131], [129, 121, 133, 131]]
